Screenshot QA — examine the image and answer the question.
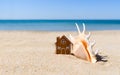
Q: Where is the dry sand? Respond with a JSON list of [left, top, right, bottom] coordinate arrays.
[[0, 30, 119, 75]]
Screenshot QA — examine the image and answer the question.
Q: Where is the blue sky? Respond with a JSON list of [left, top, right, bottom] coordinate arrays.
[[0, 0, 120, 19]]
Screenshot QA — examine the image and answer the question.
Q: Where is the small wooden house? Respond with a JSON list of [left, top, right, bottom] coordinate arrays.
[[55, 35, 73, 54]]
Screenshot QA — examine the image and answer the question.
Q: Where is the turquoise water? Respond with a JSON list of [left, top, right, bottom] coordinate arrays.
[[0, 20, 120, 31]]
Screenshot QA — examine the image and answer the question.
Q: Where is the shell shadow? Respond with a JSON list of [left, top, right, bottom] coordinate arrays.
[[95, 54, 108, 62], [70, 53, 108, 62]]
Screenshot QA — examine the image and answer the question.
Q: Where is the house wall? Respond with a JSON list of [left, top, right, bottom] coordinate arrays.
[[55, 36, 72, 54]]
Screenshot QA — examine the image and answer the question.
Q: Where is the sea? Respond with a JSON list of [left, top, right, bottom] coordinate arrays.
[[0, 20, 120, 31]]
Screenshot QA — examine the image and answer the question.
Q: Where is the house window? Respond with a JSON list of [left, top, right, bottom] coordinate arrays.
[[66, 47, 70, 50], [57, 46, 61, 50], [61, 39, 66, 45]]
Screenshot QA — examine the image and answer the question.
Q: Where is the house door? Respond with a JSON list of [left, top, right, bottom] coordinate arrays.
[[66, 46, 70, 54], [61, 48, 66, 54]]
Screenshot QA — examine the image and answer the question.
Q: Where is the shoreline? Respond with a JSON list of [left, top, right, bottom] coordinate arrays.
[[0, 29, 119, 32]]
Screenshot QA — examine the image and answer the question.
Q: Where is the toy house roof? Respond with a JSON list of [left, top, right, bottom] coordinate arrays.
[[55, 35, 73, 44]]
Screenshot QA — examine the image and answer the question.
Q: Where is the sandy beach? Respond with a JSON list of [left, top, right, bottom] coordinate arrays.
[[0, 30, 119, 75]]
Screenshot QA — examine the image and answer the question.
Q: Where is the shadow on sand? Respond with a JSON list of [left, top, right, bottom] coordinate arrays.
[[71, 53, 108, 62], [96, 54, 108, 62]]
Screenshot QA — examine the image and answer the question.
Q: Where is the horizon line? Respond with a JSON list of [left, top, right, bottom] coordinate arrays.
[[0, 19, 120, 20]]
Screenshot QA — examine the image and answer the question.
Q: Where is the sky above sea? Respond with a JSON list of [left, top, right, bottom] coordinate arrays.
[[0, 0, 120, 19]]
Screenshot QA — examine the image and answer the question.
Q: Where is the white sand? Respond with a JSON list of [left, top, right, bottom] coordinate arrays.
[[0, 31, 119, 75]]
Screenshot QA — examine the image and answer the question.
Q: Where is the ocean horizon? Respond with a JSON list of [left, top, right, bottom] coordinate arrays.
[[0, 20, 120, 31]]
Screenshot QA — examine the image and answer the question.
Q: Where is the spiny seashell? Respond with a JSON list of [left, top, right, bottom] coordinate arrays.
[[69, 23, 98, 63]]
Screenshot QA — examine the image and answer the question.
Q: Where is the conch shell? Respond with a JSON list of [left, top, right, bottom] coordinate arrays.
[[69, 23, 98, 63]]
